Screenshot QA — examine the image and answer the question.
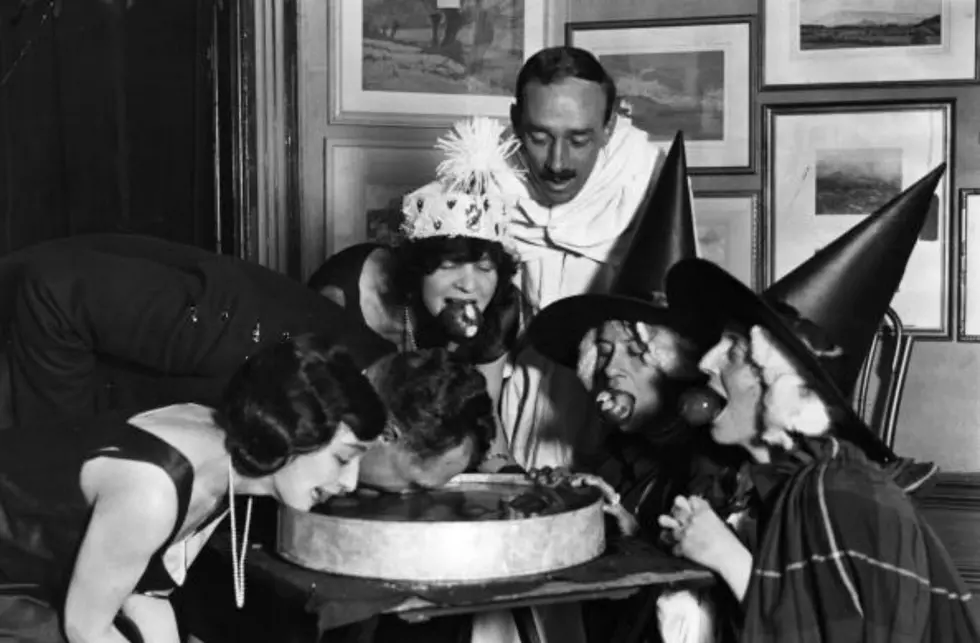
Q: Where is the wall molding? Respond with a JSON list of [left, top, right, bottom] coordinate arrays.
[[225, 0, 298, 276], [916, 472, 980, 591], [917, 472, 980, 511]]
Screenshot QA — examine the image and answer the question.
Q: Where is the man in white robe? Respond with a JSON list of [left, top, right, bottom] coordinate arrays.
[[472, 46, 675, 643], [496, 46, 667, 472]]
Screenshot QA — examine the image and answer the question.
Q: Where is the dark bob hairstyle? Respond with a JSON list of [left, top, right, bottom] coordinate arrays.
[[216, 333, 387, 477]]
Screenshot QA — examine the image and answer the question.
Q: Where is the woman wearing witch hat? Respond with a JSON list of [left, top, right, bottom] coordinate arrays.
[[523, 131, 748, 643], [659, 164, 980, 641], [524, 130, 741, 508]]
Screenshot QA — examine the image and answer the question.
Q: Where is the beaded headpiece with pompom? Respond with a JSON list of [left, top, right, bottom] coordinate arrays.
[[401, 117, 522, 248]]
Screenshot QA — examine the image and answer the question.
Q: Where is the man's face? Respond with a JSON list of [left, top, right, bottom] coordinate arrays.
[[511, 77, 611, 206], [356, 435, 475, 493], [586, 320, 694, 434]]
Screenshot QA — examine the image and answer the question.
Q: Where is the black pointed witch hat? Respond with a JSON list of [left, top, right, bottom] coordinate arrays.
[[527, 131, 701, 367], [666, 163, 947, 463]]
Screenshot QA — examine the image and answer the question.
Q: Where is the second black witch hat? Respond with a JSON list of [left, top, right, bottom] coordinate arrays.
[[527, 131, 700, 367], [666, 163, 947, 462]]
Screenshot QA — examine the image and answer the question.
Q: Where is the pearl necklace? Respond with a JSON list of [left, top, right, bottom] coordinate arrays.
[[227, 461, 254, 608], [402, 305, 418, 352]]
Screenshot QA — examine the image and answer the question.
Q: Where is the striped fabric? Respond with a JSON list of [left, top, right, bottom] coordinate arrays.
[[742, 437, 980, 642]]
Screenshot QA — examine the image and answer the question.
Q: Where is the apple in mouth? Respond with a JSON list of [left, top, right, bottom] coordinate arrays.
[[595, 389, 636, 425], [678, 386, 727, 427], [310, 487, 329, 506], [440, 299, 482, 339]]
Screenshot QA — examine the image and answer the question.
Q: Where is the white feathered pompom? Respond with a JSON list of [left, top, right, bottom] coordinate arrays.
[[435, 117, 521, 195], [749, 326, 833, 444]]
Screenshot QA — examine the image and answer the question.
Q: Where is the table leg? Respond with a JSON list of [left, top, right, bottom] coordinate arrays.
[[512, 607, 543, 643], [614, 588, 662, 643]]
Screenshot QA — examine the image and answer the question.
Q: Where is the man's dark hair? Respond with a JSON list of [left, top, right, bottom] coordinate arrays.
[[366, 348, 495, 468], [514, 46, 618, 123]]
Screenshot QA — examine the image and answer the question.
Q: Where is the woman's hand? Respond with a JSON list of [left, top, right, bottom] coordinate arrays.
[[658, 495, 741, 571], [529, 467, 639, 536], [658, 495, 753, 600], [526, 465, 574, 487]]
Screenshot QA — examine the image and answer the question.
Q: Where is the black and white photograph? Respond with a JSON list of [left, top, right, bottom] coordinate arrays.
[[693, 192, 762, 288], [362, 0, 525, 96], [3, 0, 980, 641], [765, 101, 953, 336], [763, 0, 977, 86], [799, 0, 941, 50], [814, 147, 903, 215], [959, 189, 980, 341], [332, 0, 546, 125], [602, 51, 724, 142], [568, 18, 753, 171]]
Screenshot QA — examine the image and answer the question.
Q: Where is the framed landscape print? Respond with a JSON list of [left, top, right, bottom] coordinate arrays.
[[330, 0, 549, 126], [300, 139, 441, 279], [567, 17, 754, 172], [959, 188, 980, 341], [764, 101, 954, 337], [693, 192, 763, 289], [763, 0, 979, 87]]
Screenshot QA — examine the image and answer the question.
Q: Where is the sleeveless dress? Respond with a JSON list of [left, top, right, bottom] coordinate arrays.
[[0, 405, 228, 642]]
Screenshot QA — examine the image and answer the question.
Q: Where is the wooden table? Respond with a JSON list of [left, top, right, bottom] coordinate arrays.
[[178, 529, 714, 643]]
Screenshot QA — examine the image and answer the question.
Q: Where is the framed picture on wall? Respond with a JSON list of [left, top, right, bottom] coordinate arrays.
[[762, 0, 979, 88], [300, 139, 441, 279], [330, 1, 551, 126], [959, 188, 980, 341], [692, 191, 763, 290], [566, 17, 754, 173], [764, 101, 954, 338]]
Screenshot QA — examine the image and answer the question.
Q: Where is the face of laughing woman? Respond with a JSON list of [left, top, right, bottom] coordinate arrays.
[[420, 255, 498, 320], [591, 321, 684, 433]]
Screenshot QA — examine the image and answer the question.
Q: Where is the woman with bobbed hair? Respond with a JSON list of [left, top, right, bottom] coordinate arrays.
[[0, 333, 386, 643]]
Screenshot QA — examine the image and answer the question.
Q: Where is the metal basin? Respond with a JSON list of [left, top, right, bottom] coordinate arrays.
[[277, 473, 606, 583]]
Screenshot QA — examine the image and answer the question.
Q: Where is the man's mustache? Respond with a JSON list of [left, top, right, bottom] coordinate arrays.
[[542, 169, 576, 182]]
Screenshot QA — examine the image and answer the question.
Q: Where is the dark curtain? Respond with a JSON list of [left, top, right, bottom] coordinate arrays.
[[0, 0, 219, 255]]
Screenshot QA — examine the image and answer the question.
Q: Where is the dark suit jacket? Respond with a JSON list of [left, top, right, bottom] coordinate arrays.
[[0, 234, 393, 430]]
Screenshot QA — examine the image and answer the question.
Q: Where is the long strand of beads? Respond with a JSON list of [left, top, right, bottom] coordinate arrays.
[[227, 461, 254, 608], [403, 305, 418, 351]]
